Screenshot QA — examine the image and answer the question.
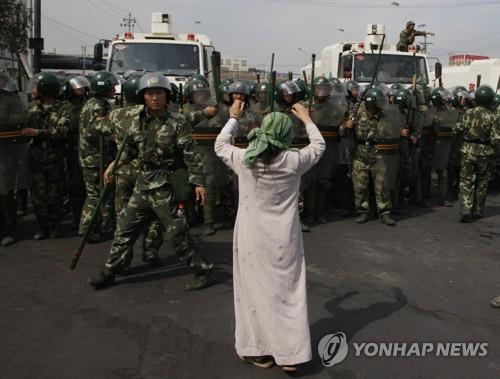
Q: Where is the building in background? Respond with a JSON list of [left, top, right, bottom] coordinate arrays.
[[449, 54, 490, 66], [221, 55, 249, 72]]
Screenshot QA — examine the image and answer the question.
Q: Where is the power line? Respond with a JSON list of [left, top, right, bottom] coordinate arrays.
[[101, 0, 130, 14], [265, 0, 500, 8], [42, 14, 101, 40], [87, 0, 124, 19], [44, 18, 91, 45]]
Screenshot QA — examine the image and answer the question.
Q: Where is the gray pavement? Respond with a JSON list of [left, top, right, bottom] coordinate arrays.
[[1, 195, 500, 379]]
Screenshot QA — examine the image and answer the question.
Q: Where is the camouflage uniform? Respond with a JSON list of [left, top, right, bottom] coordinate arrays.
[[396, 28, 426, 52], [351, 105, 399, 216], [65, 97, 86, 224], [431, 106, 459, 205], [419, 107, 435, 201], [303, 99, 344, 222], [78, 96, 114, 236], [104, 105, 164, 263], [456, 107, 500, 217], [448, 107, 466, 200], [105, 108, 209, 274], [27, 100, 71, 231], [0, 91, 27, 244], [185, 103, 229, 227]]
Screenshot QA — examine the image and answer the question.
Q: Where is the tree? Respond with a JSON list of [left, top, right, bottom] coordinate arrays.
[[0, 0, 31, 54]]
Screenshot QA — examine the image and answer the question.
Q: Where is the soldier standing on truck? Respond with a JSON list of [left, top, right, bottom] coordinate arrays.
[[397, 21, 434, 52]]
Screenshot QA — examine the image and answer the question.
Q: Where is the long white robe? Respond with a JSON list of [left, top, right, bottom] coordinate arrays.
[[215, 118, 325, 365]]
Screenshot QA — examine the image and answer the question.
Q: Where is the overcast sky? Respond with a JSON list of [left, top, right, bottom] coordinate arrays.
[[41, 0, 500, 73]]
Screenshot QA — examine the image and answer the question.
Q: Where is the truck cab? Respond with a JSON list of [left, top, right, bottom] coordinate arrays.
[[99, 13, 218, 90], [303, 24, 435, 88]]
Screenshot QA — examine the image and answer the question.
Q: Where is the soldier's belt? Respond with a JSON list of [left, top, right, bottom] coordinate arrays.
[[233, 136, 248, 148], [193, 133, 218, 146], [320, 131, 340, 141], [375, 143, 400, 153], [436, 131, 454, 139], [0, 130, 24, 139], [291, 137, 310, 148], [374, 138, 400, 153], [233, 137, 311, 149], [464, 139, 489, 145]]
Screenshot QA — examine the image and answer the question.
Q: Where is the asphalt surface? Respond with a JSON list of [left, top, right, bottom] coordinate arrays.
[[1, 194, 500, 379]]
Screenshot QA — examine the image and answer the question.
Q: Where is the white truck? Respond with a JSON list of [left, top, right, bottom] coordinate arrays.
[[442, 59, 500, 92], [302, 24, 440, 88], [95, 13, 219, 89]]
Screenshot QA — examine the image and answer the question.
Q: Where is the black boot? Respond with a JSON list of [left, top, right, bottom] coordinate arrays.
[[186, 269, 213, 290], [0, 195, 17, 246], [16, 189, 28, 217], [49, 223, 63, 239], [88, 269, 116, 289]]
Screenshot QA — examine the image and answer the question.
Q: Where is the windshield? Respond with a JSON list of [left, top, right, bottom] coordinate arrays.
[[352, 54, 429, 85], [109, 43, 200, 76]]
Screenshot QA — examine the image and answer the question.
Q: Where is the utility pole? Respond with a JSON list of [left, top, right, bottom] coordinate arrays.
[[121, 13, 136, 32], [31, 0, 43, 74], [81, 46, 86, 75]]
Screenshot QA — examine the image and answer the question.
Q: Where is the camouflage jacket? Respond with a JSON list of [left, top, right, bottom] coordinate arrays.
[[120, 108, 205, 191], [455, 106, 500, 156], [65, 98, 86, 153], [27, 99, 71, 163], [397, 29, 426, 51], [79, 96, 113, 168], [99, 104, 143, 176]]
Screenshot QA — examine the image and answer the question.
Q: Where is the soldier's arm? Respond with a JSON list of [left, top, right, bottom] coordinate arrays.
[[453, 110, 470, 135], [491, 114, 500, 155], [185, 110, 207, 126], [37, 102, 71, 139], [176, 119, 205, 187]]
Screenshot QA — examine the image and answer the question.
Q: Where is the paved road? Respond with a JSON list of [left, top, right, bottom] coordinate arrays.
[[1, 195, 500, 379]]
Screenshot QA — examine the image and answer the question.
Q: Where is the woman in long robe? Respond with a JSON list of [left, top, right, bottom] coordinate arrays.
[[215, 101, 325, 372]]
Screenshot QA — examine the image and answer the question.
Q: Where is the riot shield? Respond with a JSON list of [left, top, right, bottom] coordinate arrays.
[[376, 104, 402, 140]]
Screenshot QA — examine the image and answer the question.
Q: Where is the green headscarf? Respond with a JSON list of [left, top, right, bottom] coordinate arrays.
[[243, 112, 294, 168]]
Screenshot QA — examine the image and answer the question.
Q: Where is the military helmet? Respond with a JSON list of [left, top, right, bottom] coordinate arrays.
[[186, 80, 211, 104], [228, 81, 251, 96], [430, 87, 452, 105], [452, 86, 468, 95], [65, 75, 90, 98], [90, 71, 118, 96], [314, 76, 333, 97], [221, 78, 234, 87], [249, 82, 257, 98], [388, 84, 405, 102], [277, 80, 301, 103], [364, 87, 387, 110], [371, 82, 390, 96], [452, 88, 472, 107], [122, 74, 142, 105], [0, 71, 19, 92], [406, 20, 415, 28], [34, 72, 61, 98], [395, 88, 412, 107], [295, 79, 309, 101], [188, 73, 209, 86], [138, 72, 172, 94], [491, 94, 500, 110], [474, 85, 495, 107], [346, 80, 360, 96], [255, 82, 269, 94]]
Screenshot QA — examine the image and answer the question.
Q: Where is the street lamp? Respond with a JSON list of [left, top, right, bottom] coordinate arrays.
[[298, 47, 308, 65]]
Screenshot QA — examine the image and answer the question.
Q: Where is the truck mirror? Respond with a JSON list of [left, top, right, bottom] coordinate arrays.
[[94, 43, 103, 62], [435, 62, 442, 79]]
